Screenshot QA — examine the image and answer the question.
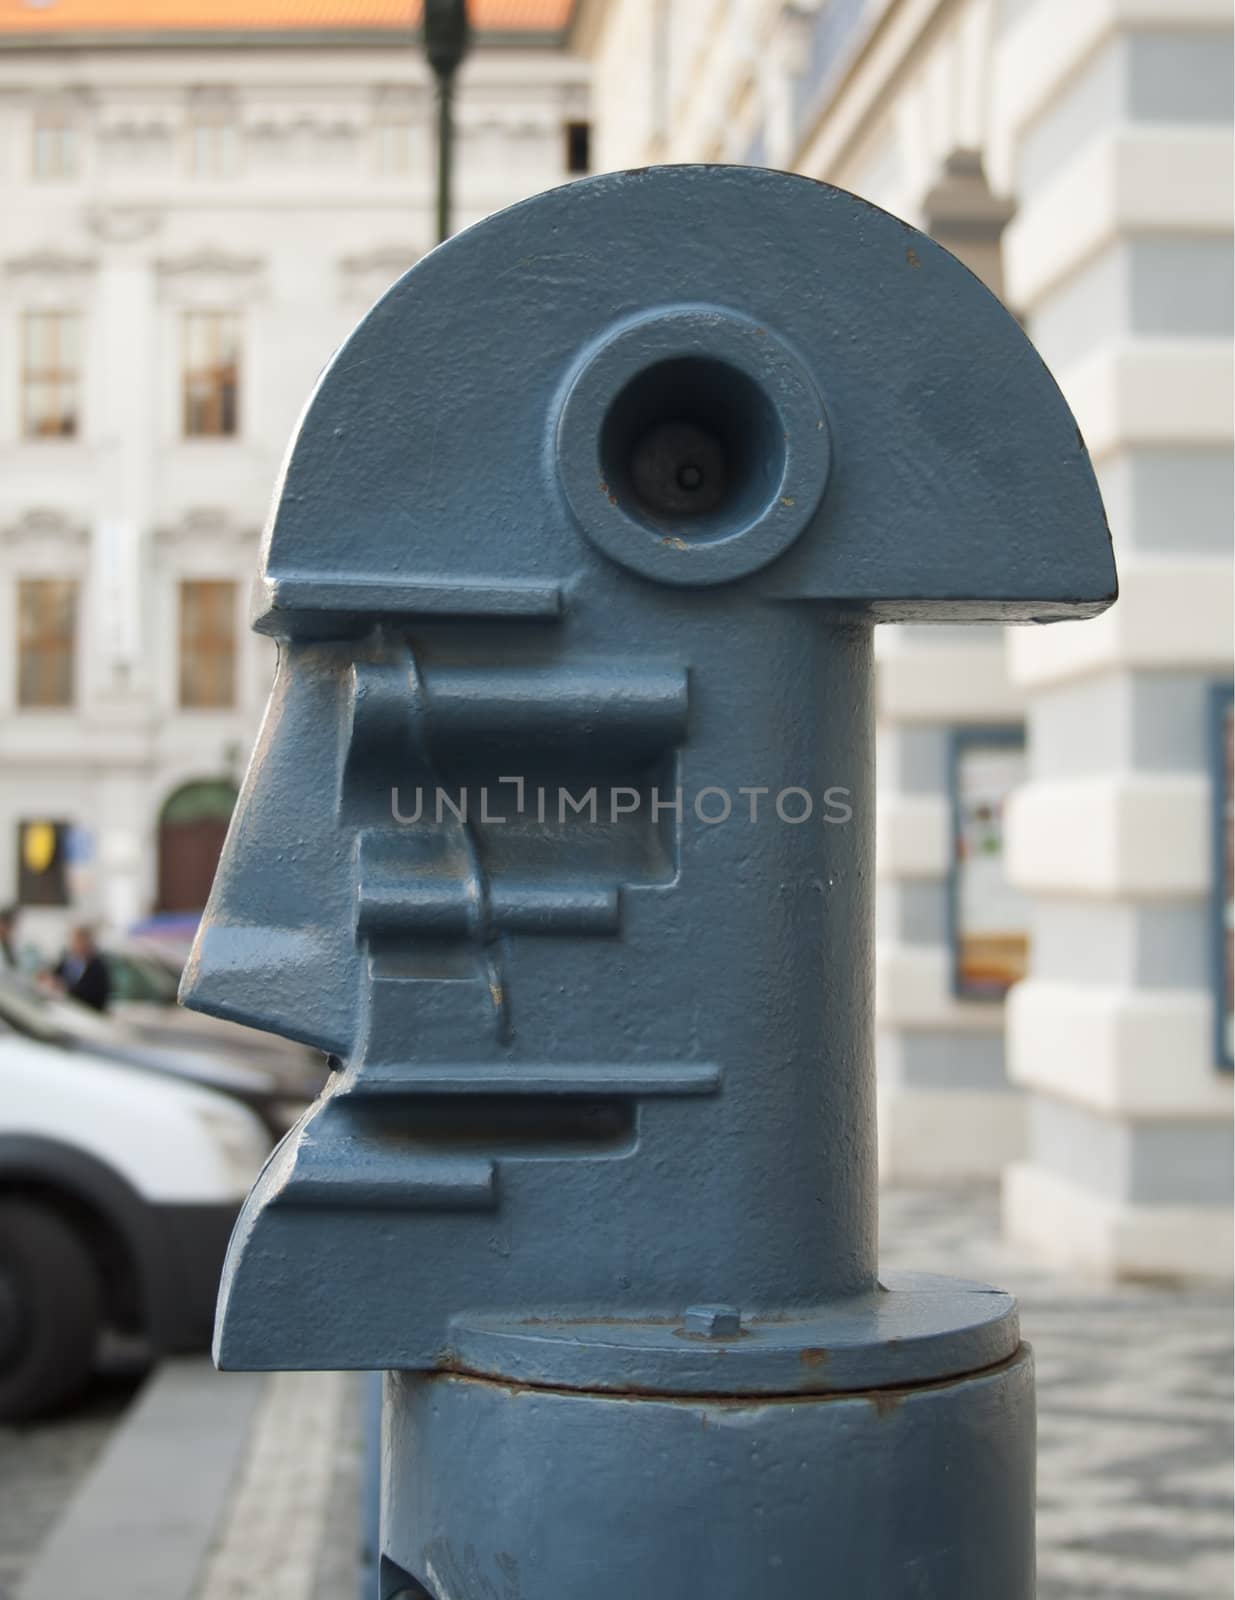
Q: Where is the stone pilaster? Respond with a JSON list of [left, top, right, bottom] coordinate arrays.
[[993, 0, 1234, 1276]]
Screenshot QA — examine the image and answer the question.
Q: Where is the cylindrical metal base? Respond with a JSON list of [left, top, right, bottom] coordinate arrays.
[[381, 1345, 1035, 1600]]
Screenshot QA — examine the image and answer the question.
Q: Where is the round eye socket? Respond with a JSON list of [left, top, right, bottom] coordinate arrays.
[[630, 420, 729, 519], [557, 307, 830, 587], [598, 354, 785, 543]]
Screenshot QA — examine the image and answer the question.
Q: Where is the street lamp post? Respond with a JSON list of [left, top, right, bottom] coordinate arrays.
[[422, 0, 470, 244]]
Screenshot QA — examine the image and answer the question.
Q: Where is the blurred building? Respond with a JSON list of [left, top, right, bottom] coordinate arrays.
[[0, 0, 586, 948], [575, 0, 1233, 1276]]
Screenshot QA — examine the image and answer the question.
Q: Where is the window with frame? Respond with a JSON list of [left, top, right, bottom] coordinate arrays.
[[32, 111, 77, 179], [17, 578, 77, 709], [188, 111, 240, 177], [21, 310, 80, 439], [182, 310, 240, 438], [375, 114, 416, 174], [179, 579, 237, 708], [565, 120, 591, 174]]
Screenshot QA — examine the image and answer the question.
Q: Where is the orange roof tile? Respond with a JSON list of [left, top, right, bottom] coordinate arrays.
[[0, 0, 573, 35]]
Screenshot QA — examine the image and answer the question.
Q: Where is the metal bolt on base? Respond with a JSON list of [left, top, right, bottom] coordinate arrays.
[[682, 1304, 742, 1338]]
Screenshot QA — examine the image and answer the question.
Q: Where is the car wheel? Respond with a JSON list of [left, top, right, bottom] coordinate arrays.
[[0, 1200, 103, 1422]]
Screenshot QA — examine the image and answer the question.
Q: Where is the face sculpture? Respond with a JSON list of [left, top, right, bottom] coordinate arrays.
[[182, 167, 1115, 1373]]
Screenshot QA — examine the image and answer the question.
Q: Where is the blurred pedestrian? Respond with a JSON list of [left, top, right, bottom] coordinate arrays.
[[0, 906, 17, 971], [50, 924, 111, 1013]]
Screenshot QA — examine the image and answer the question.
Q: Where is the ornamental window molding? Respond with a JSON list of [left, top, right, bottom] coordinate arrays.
[[4, 250, 97, 281], [155, 249, 265, 307], [83, 205, 162, 244], [154, 507, 259, 553], [339, 244, 422, 305], [156, 247, 262, 278], [245, 104, 367, 138], [1, 508, 90, 552], [186, 85, 239, 116], [373, 85, 421, 115]]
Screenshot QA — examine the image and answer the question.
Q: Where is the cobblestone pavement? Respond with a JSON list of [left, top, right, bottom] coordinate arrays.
[[0, 1360, 146, 1600], [881, 1185, 1234, 1600], [3, 1188, 1230, 1599]]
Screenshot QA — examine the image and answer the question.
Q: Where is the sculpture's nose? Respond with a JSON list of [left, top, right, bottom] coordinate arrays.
[[179, 644, 359, 1060]]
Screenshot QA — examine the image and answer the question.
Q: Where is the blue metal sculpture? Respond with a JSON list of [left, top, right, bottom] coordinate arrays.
[[183, 166, 1116, 1598]]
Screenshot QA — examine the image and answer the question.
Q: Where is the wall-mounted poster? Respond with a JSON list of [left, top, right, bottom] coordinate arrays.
[[949, 728, 1030, 1001], [1211, 683, 1233, 1073]]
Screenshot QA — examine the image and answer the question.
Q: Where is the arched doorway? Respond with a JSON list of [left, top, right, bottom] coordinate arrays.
[[156, 779, 238, 913]]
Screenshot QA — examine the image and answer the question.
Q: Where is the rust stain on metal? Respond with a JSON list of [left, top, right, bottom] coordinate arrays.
[[662, 536, 689, 550], [906, 246, 921, 269], [429, 1346, 1031, 1406], [515, 1314, 677, 1329]]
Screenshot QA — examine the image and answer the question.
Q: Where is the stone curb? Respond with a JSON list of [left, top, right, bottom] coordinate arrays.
[[18, 1360, 265, 1600]]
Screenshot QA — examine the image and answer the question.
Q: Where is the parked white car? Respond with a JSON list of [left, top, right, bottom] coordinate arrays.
[[0, 978, 274, 1420]]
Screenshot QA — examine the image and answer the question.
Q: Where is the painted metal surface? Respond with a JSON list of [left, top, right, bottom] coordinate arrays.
[[359, 1371, 383, 1600], [381, 1346, 1036, 1600], [182, 166, 1116, 1597]]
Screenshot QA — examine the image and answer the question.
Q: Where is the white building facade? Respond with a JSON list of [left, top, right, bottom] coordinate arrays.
[[575, 0, 1233, 1275], [992, 0, 1234, 1278], [0, 4, 588, 949]]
